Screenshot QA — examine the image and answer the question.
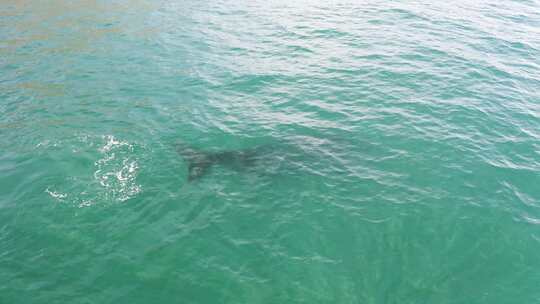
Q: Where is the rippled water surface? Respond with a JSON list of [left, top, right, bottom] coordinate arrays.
[[1, 0, 540, 303]]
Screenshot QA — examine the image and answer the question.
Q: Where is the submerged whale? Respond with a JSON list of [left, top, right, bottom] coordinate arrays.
[[176, 144, 265, 181], [175, 137, 359, 182]]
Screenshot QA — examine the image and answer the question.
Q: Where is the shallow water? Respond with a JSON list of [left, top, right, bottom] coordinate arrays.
[[1, 0, 540, 303]]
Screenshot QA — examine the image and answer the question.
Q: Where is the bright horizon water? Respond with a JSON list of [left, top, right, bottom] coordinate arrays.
[[1, 0, 540, 303]]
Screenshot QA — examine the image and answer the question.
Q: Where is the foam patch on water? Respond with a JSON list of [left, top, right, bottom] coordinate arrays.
[[45, 188, 68, 201], [43, 134, 142, 207], [93, 135, 141, 203]]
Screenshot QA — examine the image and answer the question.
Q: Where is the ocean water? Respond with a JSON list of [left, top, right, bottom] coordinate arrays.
[[1, 0, 540, 303]]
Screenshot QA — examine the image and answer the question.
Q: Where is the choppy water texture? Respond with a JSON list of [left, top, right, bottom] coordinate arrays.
[[1, 0, 540, 303]]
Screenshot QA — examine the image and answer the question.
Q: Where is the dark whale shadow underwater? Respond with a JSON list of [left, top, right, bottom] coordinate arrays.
[[175, 137, 358, 183], [175, 144, 272, 182]]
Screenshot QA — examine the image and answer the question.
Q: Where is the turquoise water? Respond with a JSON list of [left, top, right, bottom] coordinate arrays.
[[1, 0, 540, 302]]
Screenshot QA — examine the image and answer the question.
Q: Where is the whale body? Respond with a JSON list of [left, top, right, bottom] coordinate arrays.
[[176, 144, 263, 181]]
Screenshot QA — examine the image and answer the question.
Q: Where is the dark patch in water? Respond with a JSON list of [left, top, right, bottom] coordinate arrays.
[[176, 144, 263, 182]]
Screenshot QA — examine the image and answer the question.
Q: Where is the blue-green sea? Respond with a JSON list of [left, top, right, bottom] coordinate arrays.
[[1, 1, 540, 303]]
